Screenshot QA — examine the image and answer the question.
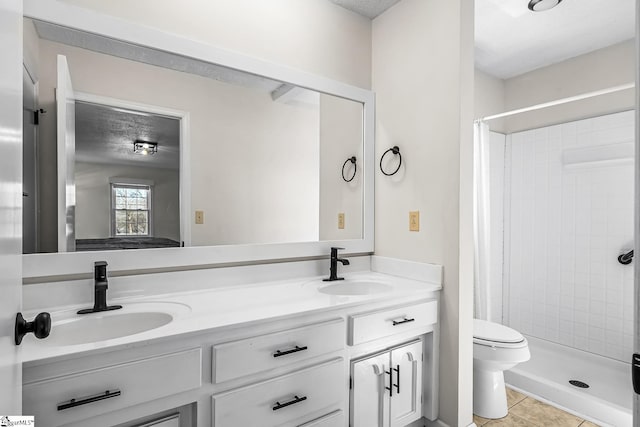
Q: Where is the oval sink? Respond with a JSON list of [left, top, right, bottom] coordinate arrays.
[[35, 302, 190, 346], [47, 312, 172, 346], [319, 281, 393, 296]]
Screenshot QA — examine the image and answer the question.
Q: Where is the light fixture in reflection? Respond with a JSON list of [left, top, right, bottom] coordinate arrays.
[[133, 140, 158, 155], [528, 0, 563, 12]]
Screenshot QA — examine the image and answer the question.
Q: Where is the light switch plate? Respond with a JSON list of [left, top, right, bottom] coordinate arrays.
[[409, 211, 419, 231], [338, 213, 345, 229], [195, 210, 204, 224]]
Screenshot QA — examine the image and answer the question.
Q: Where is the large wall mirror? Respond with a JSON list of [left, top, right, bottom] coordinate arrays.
[[22, 0, 374, 279]]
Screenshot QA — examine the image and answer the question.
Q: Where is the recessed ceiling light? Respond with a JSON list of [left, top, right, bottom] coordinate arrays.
[[528, 0, 563, 12], [133, 140, 158, 155]]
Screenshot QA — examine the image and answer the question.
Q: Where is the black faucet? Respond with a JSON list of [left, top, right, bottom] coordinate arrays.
[[323, 247, 350, 282], [77, 261, 123, 314]]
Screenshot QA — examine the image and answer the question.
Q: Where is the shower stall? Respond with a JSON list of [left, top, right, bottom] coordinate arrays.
[[475, 108, 635, 426]]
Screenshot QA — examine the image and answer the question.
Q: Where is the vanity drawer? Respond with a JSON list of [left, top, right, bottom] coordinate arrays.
[[212, 319, 344, 383], [23, 348, 202, 426], [298, 410, 344, 426], [349, 299, 437, 345], [212, 358, 344, 427]]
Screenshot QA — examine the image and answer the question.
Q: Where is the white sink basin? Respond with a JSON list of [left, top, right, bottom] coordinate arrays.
[[40, 302, 190, 346], [318, 280, 393, 296]]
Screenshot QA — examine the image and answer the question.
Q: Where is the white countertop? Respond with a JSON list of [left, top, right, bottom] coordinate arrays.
[[21, 271, 441, 365]]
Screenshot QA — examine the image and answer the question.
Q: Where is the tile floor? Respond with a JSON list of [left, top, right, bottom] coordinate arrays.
[[473, 388, 601, 427]]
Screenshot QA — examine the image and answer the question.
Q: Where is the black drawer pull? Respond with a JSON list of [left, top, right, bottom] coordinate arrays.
[[57, 389, 121, 411], [272, 395, 307, 411], [392, 317, 415, 326], [273, 345, 308, 358]]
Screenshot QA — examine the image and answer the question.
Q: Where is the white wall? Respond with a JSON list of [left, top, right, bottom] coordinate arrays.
[[372, 0, 475, 425], [475, 68, 505, 133], [37, 40, 321, 249], [319, 94, 363, 240], [504, 110, 634, 362], [58, 0, 372, 89], [75, 162, 180, 241], [504, 40, 635, 133]]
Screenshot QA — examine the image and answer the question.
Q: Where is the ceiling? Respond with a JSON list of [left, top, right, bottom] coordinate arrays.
[[475, 0, 636, 79], [330, 0, 635, 80], [75, 102, 180, 170], [328, 0, 401, 19]]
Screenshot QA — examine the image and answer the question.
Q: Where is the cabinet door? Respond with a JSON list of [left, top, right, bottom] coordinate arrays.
[[389, 341, 423, 427], [350, 353, 390, 427]]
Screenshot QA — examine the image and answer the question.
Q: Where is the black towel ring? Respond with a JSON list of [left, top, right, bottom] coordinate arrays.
[[618, 249, 634, 265], [380, 146, 401, 176], [342, 156, 357, 182]]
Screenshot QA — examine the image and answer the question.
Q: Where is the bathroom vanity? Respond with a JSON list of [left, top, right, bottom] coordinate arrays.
[[14, 3, 442, 426], [21, 267, 441, 427]]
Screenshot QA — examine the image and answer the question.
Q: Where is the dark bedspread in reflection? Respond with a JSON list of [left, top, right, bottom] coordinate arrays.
[[76, 237, 181, 251]]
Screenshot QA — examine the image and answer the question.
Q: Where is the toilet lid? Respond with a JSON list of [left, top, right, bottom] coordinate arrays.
[[473, 319, 524, 344]]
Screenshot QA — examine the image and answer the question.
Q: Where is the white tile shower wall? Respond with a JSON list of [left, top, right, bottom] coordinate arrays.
[[504, 110, 634, 362], [489, 131, 506, 324]]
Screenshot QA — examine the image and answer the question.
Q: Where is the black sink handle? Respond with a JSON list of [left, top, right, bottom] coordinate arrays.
[[15, 312, 51, 345]]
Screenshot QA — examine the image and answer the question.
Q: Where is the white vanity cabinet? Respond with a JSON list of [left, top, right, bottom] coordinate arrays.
[[210, 319, 347, 427], [350, 340, 423, 427], [22, 290, 439, 427], [348, 299, 437, 346], [22, 348, 202, 427], [133, 413, 181, 427]]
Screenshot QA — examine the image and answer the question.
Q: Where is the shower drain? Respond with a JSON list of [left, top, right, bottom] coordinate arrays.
[[569, 380, 590, 389]]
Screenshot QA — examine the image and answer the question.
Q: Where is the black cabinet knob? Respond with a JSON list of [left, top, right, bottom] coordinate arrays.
[[15, 312, 51, 345]]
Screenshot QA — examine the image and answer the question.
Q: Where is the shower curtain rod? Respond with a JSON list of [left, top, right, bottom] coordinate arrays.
[[477, 82, 635, 123]]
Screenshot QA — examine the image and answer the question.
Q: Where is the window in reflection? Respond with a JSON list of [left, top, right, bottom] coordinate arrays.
[[112, 183, 152, 236]]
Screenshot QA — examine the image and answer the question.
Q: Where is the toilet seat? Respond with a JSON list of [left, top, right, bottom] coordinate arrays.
[[473, 319, 526, 348]]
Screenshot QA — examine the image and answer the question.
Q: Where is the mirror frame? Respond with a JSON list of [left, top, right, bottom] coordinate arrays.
[[23, 0, 375, 280]]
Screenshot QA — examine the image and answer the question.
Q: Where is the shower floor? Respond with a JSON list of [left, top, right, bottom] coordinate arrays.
[[504, 335, 631, 427]]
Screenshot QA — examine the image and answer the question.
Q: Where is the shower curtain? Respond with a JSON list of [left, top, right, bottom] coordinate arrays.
[[473, 121, 491, 321]]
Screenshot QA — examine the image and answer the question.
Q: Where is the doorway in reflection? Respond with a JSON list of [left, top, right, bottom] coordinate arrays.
[[73, 101, 181, 251]]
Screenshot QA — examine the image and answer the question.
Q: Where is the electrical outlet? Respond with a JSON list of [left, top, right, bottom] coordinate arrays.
[[195, 210, 204, 224], [338, 213, 345, 229], [409, 211, 419, 231]]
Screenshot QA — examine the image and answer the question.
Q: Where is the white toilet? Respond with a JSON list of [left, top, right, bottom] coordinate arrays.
[[473, 319, 530, 419]]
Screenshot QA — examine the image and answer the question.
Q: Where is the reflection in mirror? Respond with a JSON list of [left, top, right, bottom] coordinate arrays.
[[74, 102, 181, 251], [23, 17, 364, 254]]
